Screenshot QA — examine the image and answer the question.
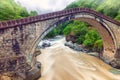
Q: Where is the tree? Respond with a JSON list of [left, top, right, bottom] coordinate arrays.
[[0, 0, 38, 21], [66, 2, 79, 9], [63, 24, 72, 36], [71, 21, 88, 36], [30, 11, 38, 16], [83, 29, 101, 47], [63, 20, 88, 37], [46, 29, 58, 38], [66, 0, 120, 20], [76, 35, 85, 44], [19, 7, 29, 17], [115, 15, 120, 21]]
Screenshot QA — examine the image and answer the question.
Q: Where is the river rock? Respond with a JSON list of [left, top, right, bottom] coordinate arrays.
[[73, 43, 83, 51], [87, 52, 99, 57], [110, 59, 120, 69], [64, 41, 74, 48]]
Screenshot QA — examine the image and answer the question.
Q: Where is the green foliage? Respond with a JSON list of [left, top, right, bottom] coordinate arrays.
[[46, 29, 58, 38], [115, 15, 120, 21], [63, 25, 72, 36], [46, 0, 120, 40], [46, 20, 74, 38], [83, 29, 101, 47], [30, 11, 38, 16], [46, 0, 120, 52], [0, 0, 16, 20], [76, 35, 85, 44], [63, 20, 88, 36], [0, 0, 38, 21], [63, 0, 119, 51], [66, 1, 79, 9], [71, 21, 88, 36], [63, 20, 88, 44], [115, 12, 120, 21], [19, 7, 29, 17], [94, 39, 103, 51], [66, 0, 120, 20], [57, 21, 73, 35], [47, 19, 103, 52]]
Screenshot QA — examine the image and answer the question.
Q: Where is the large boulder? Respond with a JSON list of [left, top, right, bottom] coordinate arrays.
[[64, 41, 74, 48], [66, 35, 76, 43], [73, 43, 83, 51], [110, 59, 120, 69], [25, 62, 41, 80], [38, 40, 51, 49]]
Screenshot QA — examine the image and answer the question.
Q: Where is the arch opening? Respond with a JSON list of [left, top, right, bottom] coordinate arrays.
[[35, 16, 116, 64]]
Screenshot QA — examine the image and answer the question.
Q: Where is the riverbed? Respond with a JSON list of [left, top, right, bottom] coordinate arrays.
[[37, 38, 120, 80]]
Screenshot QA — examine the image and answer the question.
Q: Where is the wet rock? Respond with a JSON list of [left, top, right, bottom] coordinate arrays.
[[64, 41, 74, 48], [66, 35, 76, 43], [36, 61, 41, 69], [73, 43, 83, 51], [42, 42, 51, 48], [110, 60, 118, 68], [38, 40, 51, 49], [83, 48, 90, 53], [87, 52, 99, 57], [65, 41, 85, 51], [25, 62, 41, 80], [110, 59, 120, 69]]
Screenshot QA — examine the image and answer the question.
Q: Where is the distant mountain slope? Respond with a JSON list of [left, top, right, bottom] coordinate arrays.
[[0, 0, 37, 21], [66, 0, 120, 21]]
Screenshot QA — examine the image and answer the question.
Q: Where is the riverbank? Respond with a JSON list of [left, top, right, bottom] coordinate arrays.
[[37, 38, 120, 80]]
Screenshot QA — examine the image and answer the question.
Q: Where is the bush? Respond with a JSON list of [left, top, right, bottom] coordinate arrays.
[[46, 29, 58, 38], [83, 29, 101, 47], [76, 35, 85, 44], [63, 25, 72, 36], [94, 39, 103, 51]]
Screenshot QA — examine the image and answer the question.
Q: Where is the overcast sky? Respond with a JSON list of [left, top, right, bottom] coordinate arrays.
[[15, 0, 76, 14]]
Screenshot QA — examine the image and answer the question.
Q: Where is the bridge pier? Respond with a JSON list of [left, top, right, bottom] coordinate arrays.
[[0, 53, 41, 80], [109, 49, 120, 68]]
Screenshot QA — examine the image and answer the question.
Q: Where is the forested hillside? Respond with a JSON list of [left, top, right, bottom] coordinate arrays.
[[66, 0, 120, 21], [0, 0, 37, 21]]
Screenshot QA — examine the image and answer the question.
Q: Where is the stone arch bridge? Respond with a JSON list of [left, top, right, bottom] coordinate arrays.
[[0, 8, 120, 79]]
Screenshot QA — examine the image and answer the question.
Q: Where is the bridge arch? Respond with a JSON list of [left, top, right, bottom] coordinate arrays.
[[0, 8, 120, 79], [34, 13, 118, 64]]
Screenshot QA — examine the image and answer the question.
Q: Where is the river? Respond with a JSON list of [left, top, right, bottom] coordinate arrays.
[[37, 37, 120, 80]]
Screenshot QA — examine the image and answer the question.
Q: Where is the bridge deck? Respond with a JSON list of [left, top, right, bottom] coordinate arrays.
[[0, 8, 120, 29]]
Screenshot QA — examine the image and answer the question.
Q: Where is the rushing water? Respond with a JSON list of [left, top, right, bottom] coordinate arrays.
[[37, 38, 120, 80]]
